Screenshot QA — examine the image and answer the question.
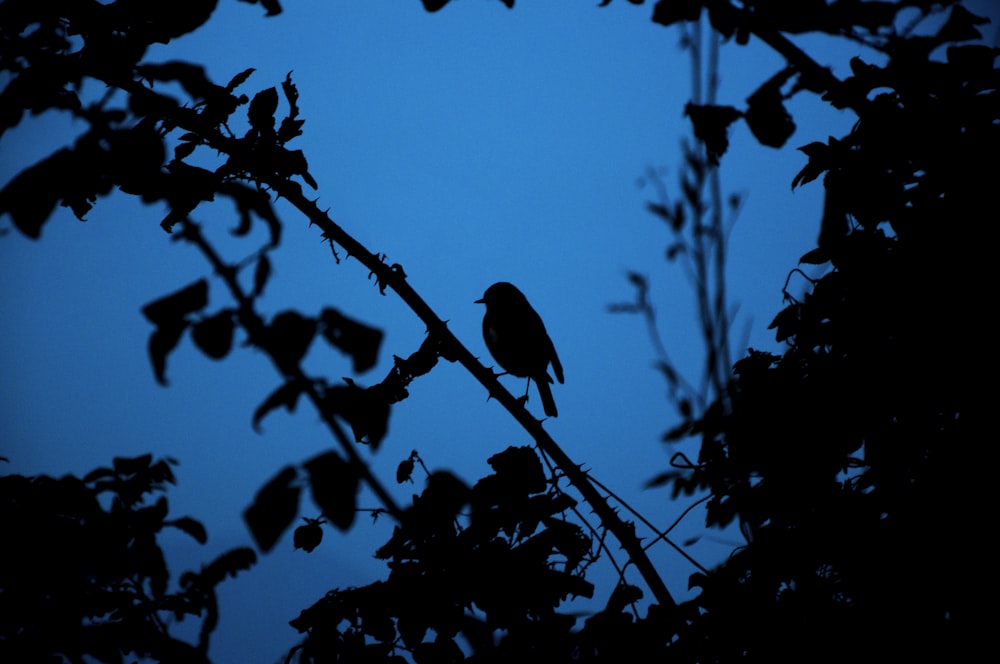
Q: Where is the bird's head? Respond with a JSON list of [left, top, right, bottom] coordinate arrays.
[[475, 281, 525, 306]]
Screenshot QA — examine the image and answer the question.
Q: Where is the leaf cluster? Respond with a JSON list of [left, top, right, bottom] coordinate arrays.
[[287, 446, 684, 663], [0, 455, 255, 663], [651, 2, 997, 661]]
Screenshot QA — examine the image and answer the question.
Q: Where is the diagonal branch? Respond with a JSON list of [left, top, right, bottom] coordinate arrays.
[[270, 181, 678, 609]]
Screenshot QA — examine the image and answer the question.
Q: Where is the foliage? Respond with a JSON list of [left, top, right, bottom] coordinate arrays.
[[0, 455, 255, 663], [652, 1, 997, 661], [2, 0, 996, 662]]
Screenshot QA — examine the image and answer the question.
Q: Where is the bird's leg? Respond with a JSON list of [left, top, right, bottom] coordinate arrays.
[[517, 378, 531, 407]]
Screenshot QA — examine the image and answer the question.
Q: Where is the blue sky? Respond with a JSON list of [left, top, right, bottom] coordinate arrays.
[[3, 1, 996, 661]]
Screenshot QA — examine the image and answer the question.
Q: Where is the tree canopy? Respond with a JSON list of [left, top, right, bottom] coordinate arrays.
[[1, 0, 995, 662]]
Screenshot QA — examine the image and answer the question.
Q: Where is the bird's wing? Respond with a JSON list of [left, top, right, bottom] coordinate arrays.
[[548, 337, 564, 384]]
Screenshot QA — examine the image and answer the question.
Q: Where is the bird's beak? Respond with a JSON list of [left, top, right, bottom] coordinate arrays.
[[474, 297, 485, 304]]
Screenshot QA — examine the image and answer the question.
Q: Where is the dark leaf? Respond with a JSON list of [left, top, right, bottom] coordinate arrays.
[[149, 320, 188, 385], [646, 202, 673, 225], [321, 381, 391, 449], [396, 458, 415, 484], [200, 547, 258, 586], [168, 516, 209, 544], [320, 308, 384, 373], [82, 465, 116, 483], [226, 67, 256, 93], [745, 69, 797, 148], [142, 279, 209, 327], [768, 304, 799, 343], [303, 451, 360, 531], [421, 0, 451, 11], [685, 103, 742, 165], [135, 534, 170, 598], [191, 310, 235, 360], [219, 181, 281, 247], [0, 148, 75, 238], [259, 0, 283, 16], [799, 247, 830, 265], [652, 0, 702, 27], [793, 141, 832, 189], [293, 521, 323, 552], [174, 141, 197, 161], [244, 466, 300, 552], [420, 472, 470, 521], [248, 87, 279, 133], [137, 62, 225, 102], [277, 117, 305, 144], [113, 454, 154, 475], [678, 398, 692, 418], [666, 242, 686, 261], [264, 311, 317, 375], [936, 4, 987, 43], [252, 378, 309, 432], [488, 446, 546, 495]]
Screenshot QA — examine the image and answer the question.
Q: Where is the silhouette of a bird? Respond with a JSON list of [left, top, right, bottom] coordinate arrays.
[[476, 282, 564, 417]]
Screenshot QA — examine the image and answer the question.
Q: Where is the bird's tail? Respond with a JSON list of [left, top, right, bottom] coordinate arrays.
[[534, 376, 558, 418]]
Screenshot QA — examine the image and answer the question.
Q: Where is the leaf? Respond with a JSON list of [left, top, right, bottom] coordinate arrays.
[[191, 310, 235, 360], [293, 521, 323, 552], [320, 308, 384, 373], [936, 4, 988, 43], [744, 68, 797, 149], [646, 202, 674, 225], [252, 378, 308, 432], [168, 516, 208, 544], [321, 381, 391, 449], [113, 454, 154, 475], [200, 547, 258, 586], [148, 320, 188, 385], [219, 181, 281, 247], [260, 0, 283, 16], [792, 140, 832, 189], [396, 458, 415, 484], [173, 141, 197, 161], [0, 148, 75, 239], [652, 0, 702, 28], [685, 103, 742, 165], [487, 446, 546, 496], [248, 87, 279, 133], [263, 311, 317, 375], [421, 0, 451, 11], [768, 304, 799, 343], [244, 466, 300, 552], [136, 62, 221, 102], [303, 451, 360, 531], [799, 247, 830, 265], [226, 67, 256, 93], [141, 279, 209, 327]]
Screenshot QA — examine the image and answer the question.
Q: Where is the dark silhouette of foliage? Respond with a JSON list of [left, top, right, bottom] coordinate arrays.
[[2, 0, 996, 662], [0, 455, 255, 663], [650, 1, 997, 661]]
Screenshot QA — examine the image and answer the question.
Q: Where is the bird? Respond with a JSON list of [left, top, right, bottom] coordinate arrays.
[[475, 281, 564, 417]]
